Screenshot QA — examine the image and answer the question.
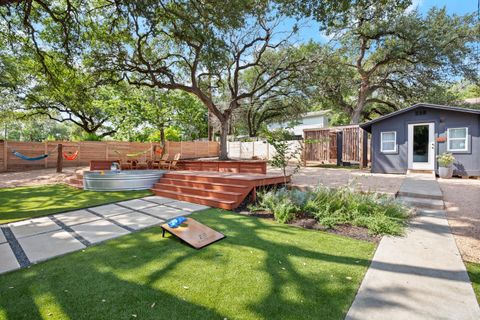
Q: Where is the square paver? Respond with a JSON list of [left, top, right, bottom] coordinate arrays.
[[108, 212, 162, 230], [71, 219, 130, 244], [54, 210, 101, 226], [141, 205, 184, 220], [0, 230, 6, 244], [88, 204, 133, 217], [19, 230, 85, 263], [142, 196, 176, 205], [167, 201, 210, 212], [0, 243, 20, 274], [10, 217, 61, 239], [117, 199, 158, 211]]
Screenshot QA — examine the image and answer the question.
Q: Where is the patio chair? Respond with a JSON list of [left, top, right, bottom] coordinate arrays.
[[115, 151, 132, 170], [155, 153, 170, 169], [167, 153, 181, 170], [135, 153, 149, 170]]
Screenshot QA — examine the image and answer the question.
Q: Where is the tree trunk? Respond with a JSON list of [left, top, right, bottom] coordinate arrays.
[[219, 120, 229, 160], [350, 80, 369, 124], [159, 124, 165, 146]]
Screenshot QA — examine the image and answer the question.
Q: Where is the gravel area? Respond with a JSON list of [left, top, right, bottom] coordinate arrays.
[[270, 166, 404, 196], [0, 167, 85, 188], [438, 178, 480, 263]]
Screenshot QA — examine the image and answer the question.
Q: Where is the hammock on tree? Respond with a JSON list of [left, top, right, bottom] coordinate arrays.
[[63, 150, 79, 161], [11, 145, 58, 161], [126, 149, 151, 157]]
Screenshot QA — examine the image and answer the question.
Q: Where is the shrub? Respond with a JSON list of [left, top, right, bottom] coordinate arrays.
[[250, 189, 298, 223], [437, 152, 455, 167], [251, 186, 409, 235]]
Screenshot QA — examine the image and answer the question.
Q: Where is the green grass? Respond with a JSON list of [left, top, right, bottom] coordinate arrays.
[[0, 209, 376, 320], [466, 262, 480, 305], [0, 184, 152, 224]]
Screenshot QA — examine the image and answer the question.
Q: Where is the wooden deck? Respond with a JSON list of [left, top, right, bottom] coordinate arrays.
[[152, 171, 290, 210]]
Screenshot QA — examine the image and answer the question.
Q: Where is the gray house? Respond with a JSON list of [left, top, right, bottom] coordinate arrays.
[[360, 103, 480, 176]]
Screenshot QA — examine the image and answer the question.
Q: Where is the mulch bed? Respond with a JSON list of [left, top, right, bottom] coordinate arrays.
[[236, 210, 381, 243]]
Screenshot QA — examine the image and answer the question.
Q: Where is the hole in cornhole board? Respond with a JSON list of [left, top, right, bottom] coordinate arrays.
[[161, 217, 226, 249]]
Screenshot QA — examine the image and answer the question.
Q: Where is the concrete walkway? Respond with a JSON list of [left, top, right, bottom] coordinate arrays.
[[346, 174, 480, 319], [0, 196, 209, 275]]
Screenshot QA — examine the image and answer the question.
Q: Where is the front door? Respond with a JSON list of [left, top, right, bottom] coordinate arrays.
[[408, 123, 435, 170]]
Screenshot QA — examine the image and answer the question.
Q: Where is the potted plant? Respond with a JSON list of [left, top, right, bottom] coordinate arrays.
[[437, 152, 455, 178]]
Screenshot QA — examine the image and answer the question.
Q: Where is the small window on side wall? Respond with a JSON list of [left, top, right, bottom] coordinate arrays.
[[447, 127, 468, 152], [381, 131, 397, 153]]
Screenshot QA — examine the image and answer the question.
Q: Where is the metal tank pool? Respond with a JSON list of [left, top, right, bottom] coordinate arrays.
[[83, 170, 165, 191]]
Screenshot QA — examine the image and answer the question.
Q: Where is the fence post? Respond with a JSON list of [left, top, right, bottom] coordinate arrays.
[[336, 132, 343, 166], [252, 141, 255, 158], [3, 141, 7, 171], [105, 142, 109, 161], [44, 141, 48, 168], [56, 143, 63, 173], [239, 142, 242, 159]]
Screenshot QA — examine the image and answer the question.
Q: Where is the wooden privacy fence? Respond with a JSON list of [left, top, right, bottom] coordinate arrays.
[[0, 140, 219, 172], [303, 125, 370, 167]]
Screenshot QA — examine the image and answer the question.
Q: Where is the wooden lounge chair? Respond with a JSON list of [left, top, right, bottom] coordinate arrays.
[[114, 151, 132, 170], [134, 153, 149, 170], [160, 153, 180, 170], [152, 153, 169, 169], [168, 153, 181, 170]]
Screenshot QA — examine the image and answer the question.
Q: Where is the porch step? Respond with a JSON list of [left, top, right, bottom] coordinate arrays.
[[398, 176, 443, 200], [151, 189, 237, 210], [398, 196, 444, 210], [153, 183, 244, 201]]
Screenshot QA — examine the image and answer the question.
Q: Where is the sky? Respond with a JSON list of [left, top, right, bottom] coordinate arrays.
[[288, 0, 479, 43]]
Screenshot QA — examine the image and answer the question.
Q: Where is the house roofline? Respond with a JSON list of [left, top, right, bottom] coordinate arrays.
[[360, 103, 480, 132]]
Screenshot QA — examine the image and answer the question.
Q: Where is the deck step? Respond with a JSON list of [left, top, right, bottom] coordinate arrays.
[[152, 189, 237, 210], [163, 173, 255, 185], [153, 182, 244, 201], [398, 196, 444, 210], [157, 178, 251, 192]]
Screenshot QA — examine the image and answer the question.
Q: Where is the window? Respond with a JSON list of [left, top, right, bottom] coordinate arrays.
[[381, 131, 397, 153], [447, 127, 468, 152]]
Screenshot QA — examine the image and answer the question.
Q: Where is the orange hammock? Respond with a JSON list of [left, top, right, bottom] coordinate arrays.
[[63, 150, 79, 161]]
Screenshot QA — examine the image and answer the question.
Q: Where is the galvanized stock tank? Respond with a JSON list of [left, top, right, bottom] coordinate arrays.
[[83, 170, 165, 191]]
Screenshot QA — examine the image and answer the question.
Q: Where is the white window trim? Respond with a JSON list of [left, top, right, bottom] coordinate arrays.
[[380, 131, 397, 153], [447, 127, 468, 152]]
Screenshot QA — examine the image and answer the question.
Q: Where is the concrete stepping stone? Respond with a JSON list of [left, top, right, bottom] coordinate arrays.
[[0, 243, 20, 273], [9, 217, 61, 239], [0, 230, 6, 244], [118, 199, 158, 211], [141, 205, 184, 220], [70, 219, 130, 244], [142, 195, 176, 205], [53, 210, 101, 226], [108, 212, 162, 230], [18, 230, 85, 263], [88, 204, 133, 217], [167, 200, 210, 212]]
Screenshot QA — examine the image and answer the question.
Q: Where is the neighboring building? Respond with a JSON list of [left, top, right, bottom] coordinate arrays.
[[360, 103, 480, 176], [268, 110, 330, 137]]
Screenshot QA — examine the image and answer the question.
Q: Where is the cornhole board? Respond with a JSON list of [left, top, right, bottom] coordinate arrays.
[[161, 217, 225, 249]]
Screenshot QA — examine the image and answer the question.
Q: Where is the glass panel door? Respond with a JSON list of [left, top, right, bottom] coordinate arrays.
[[413, 125, 429, 163]]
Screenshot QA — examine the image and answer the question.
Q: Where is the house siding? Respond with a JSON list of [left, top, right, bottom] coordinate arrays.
[[370, 107, 480, 176]]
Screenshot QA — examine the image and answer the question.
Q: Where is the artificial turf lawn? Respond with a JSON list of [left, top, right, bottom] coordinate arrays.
[[466, 262, 480, 305], [0, 209, 376, 320], [0, 184, 152, 224]]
